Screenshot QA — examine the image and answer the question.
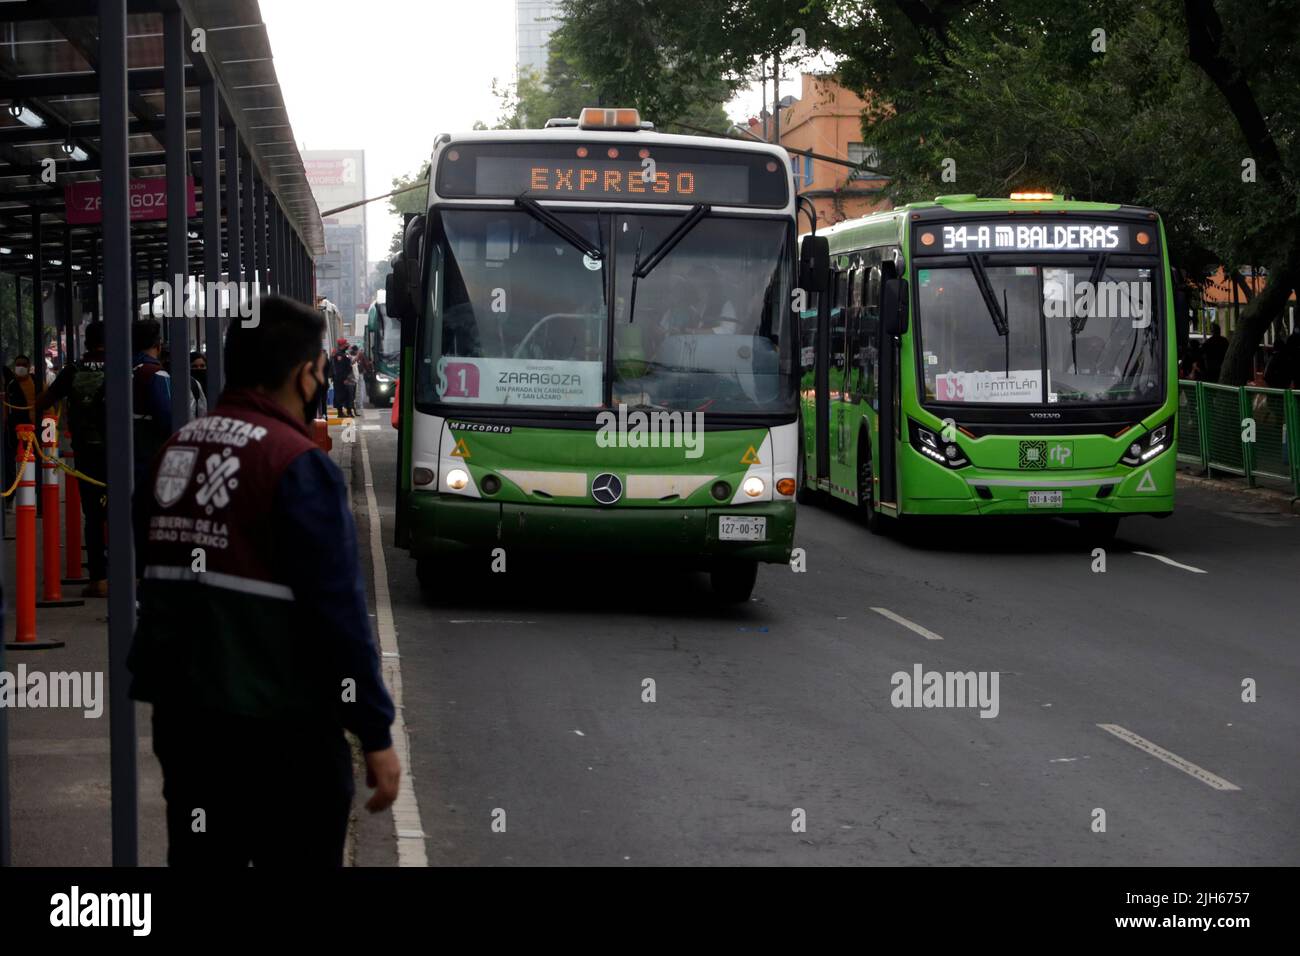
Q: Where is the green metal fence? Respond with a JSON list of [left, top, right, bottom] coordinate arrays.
[[1176, 379, 1300, 496]]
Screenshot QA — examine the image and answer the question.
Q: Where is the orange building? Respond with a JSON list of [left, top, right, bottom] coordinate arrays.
[[1196, 266, 1296, 339], [757, 73, 892, 228]]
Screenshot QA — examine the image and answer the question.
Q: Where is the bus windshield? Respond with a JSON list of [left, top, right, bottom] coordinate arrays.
[[419, 208, 795, 413], [612, 213, 792, 413], [916, 262, 1162, 405]]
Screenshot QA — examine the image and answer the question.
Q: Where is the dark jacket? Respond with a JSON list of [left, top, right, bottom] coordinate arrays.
[[128, 388, 394, 751]]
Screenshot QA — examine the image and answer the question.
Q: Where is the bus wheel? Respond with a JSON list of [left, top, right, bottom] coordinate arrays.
[[711, 559, 758, 603], [858, 439, 885, 534], [1079, 515, 1120, 544]]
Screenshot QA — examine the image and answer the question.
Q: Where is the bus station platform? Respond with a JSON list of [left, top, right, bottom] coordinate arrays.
[[1, 416, 394, 866]]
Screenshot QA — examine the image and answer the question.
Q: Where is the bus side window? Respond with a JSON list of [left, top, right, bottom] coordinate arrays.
[[831, 269, 850, 397], [861, 258, 882, 404], [800, 291, 818, 373], [847, 267, 866, 401]]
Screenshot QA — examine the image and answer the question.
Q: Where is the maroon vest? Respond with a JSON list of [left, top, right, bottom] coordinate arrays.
[[144, 389, 317, 595]]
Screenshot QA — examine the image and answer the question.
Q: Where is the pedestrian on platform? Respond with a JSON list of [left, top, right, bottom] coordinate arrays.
[[128, 295, 399, 867], [131, 319, 174, 488], [331, 338, 355, 418], [34, 322, 110, 597]]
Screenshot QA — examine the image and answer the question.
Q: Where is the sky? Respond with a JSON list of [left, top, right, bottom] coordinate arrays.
[[258, 0, 814, 264], [260, 0, 518, 264]]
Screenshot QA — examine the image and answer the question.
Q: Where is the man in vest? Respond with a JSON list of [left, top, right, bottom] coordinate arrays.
[[129, 296, 400, 866], [34, 321, 110, 597]]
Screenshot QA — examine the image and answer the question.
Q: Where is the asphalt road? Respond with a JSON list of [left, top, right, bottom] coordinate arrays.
[[360, 414, 1299, 865]]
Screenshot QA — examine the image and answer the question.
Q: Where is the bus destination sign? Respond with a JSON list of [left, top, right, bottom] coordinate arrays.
[[936, 221, 1140, 254], [437, 142, 789, 208]]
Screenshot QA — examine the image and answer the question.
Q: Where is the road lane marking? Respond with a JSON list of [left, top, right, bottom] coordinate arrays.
[[1221, 511, 1293, 527], [446, 619, 536, 624], [1131, 551, 1208, 574], [870, 607, 944, 640], [1096, 723, 1240, 791], [360, 429, 429, 866]]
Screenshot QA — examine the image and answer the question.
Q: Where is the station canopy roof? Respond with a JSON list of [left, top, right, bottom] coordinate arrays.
[[0, 0, 324, 273]]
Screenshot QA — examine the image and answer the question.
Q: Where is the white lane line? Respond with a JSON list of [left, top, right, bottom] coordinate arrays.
[[1097, 723, 1241, 791], [1221, 512, 1292, 528], [446, 619, 536, 625], [870, 606, 944, 641], [1131, 551, 1208, 574], [360, 429, 429, 866]]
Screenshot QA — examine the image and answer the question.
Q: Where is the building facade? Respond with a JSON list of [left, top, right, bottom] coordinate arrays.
[[303, 149, 369, 326], [515, 0, 562, 79], [774, 73, 892, 229]]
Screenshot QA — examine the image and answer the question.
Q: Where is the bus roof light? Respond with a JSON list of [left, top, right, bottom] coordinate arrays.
[[578, 107, 643, 131], [1010, 191, 1056, 200]]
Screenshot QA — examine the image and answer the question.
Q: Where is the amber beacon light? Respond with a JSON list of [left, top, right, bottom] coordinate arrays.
[[578, 108, 642, 131]]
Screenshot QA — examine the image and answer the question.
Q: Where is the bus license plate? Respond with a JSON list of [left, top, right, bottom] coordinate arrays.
[[719, 516, 767, 541], [1027, 491, 1063, 508]]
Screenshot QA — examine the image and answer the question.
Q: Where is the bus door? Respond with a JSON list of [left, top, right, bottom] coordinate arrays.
[[876, 259, 900, 507], [816, 267, 847, 481], [827, 268, 853, 481]]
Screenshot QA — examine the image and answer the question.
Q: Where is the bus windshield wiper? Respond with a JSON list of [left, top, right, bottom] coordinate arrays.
[[515, 195, 602, 261], [627, 203, 709, 325], [1070, 251, 1109, 371], [966, 253, 1009, 338], [633, 203, 710, 280]]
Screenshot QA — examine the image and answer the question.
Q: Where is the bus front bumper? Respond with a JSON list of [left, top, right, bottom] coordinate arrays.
[[408, 494, 796, 564], [898, 448, 1177, 517]]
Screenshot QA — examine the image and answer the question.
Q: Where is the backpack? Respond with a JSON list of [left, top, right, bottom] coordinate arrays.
[[67, 359, 108, 450]]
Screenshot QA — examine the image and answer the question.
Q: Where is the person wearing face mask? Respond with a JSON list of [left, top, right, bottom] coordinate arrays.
[[127, 296, 399, 866]]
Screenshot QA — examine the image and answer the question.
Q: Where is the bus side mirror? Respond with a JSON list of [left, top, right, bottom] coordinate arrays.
[[799, 235, 829, 293], [882, 277, 909, 336], [403, 214, 425, 302], [386, 254, 411, 319]]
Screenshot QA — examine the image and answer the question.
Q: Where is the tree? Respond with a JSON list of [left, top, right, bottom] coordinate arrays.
[[551, 0, 741, 134], [386, 161, 429, 255], [554, 0, 1300, 384]]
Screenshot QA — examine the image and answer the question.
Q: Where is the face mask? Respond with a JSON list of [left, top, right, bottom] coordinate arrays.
[[14, 366, 28, 378], [301, 368, 325, 424]]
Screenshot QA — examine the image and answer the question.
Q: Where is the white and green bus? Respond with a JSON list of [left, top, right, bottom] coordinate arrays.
[[385, 109, 819, 600]]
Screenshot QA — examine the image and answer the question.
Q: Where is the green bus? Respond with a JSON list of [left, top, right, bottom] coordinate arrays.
[[363, 296, 400, 406], [384, 109, 811, 600], [798, 194, 1176, 539]]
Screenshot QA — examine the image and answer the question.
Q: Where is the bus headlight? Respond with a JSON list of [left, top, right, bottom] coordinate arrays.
[[909, 419, 969, 468], [445, 468, 470, 491], [742, 476, 765, 497], [1120, 417, 1173, 466]]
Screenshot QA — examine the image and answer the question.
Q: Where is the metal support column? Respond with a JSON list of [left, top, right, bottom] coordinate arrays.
[[31, 210, 43, 385], [268, 197, 281, 296], [241, 151, 255, 303], [165, 7, 191, 427], [200, 78, 222, 398], [254, 175, 267, 302], [62, 225, 74, 362], [100, 0, 138, 867]]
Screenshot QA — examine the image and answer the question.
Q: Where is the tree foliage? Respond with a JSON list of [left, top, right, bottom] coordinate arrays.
[[554, 0, 1300, 383]]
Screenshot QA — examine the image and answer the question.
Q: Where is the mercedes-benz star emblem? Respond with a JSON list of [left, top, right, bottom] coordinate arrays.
[[591, 472, 623, 505]]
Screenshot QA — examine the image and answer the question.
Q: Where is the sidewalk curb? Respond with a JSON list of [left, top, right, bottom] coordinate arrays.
[[1176, 472, 1300, 512]]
